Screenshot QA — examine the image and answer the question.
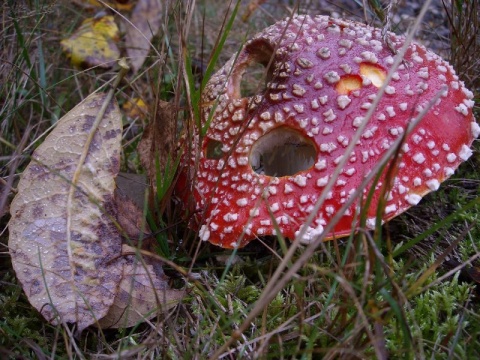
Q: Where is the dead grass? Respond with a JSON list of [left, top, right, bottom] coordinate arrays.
[[1, 0, 480, 358]]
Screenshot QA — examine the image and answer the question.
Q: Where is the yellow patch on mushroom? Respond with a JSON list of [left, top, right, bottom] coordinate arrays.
[[336, 75, 362, 94], [360, 63, 386, 88]]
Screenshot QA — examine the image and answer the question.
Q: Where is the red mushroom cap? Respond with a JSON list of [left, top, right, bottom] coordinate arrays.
[[179, 15, 478, 248]]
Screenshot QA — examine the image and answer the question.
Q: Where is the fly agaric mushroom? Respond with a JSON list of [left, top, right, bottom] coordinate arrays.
[[179, 15, 478, 248]]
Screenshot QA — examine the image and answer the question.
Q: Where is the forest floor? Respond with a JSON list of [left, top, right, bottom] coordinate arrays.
[[1, 0, 479, 358]]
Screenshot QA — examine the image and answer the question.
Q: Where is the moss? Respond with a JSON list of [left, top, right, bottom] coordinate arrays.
[[0, 272, 69, 359], [385, 260, 478, 358]]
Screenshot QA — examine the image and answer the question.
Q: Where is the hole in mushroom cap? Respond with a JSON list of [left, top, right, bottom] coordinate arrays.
[[205, 139, 224, 159], [231, 40, 275, 98], [336, 74, 363, 94], [240, 61, 270, 98], [360, 63, 386, 88], [250, 127, 317, 177]]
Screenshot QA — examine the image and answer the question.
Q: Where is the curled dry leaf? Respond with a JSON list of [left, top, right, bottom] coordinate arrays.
[[98, 247, 185, 329], [61, 15, 120, 69], [97, 186, 185, 328], [137, 100, 177, 189], [116, 172, 148, 211], [114, 188, 151, 244], [8, 92, 124, 332], [125, 0, 162, 73]]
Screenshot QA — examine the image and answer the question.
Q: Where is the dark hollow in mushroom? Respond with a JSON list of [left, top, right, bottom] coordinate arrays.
[[250, 127, 317, 177]]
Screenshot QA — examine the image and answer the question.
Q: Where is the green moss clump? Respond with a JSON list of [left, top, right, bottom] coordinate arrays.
[[386, 259, 479, 358], [0, 272, 55, 358]]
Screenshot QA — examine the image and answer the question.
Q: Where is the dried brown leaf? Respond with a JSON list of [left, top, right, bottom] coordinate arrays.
[[242, 0, 268, 22], [125, 0, 163, 73], [9, 93, 124, 332], [97, 248, 185, 328], [137, 100, 177, 187], [116, 172, 148, 210], [115, 187, 150, 242]]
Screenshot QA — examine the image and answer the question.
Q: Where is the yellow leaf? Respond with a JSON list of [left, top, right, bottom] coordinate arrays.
[[73, 0, 136, 11], [122, 97, 148, 119], [61, 15, 120, 69], [90, 15, 120, 40]]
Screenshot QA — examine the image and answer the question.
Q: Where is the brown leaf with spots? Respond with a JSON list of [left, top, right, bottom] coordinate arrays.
[[97, 247, 185, 328], [8, 92, 124, 332], [125, 0, 162, 73], [137, 100, 178, 192]]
